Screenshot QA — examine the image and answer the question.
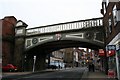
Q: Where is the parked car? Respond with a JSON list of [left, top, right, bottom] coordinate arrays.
[[2, 64, 18, 72], [47, 65, 58, 69]]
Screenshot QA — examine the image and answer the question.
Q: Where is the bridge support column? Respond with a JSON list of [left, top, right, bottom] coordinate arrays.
[[14, 20, 28, 71], [24, 54, 34, 71], [14, 38, 25, 71], [24, 52, 46, 71], [35, 54, 46, 71]]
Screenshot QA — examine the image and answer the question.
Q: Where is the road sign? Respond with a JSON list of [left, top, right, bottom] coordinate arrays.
[[107, 45, 116, 50], [107, 50, 116, 57]]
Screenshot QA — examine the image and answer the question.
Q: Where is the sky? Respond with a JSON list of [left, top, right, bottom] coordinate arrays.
[[0, 0, 103, 28]]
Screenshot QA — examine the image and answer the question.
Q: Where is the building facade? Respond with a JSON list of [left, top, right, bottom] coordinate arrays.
[[1, 16, 17, 66], [102, 1, 120, 79], [46, 48, 82, 69], [63, 48, 73, 67], [50, 49, 64, 68], [63, 48, 82, 67]]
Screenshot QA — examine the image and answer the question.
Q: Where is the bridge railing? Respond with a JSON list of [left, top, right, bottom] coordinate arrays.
[[26, 17, 103, 35]]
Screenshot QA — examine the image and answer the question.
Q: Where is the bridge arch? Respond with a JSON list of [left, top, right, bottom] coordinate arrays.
[[24, 38, 104, 71], [14, 17, 105, 71], [25, 38, 104, 54]]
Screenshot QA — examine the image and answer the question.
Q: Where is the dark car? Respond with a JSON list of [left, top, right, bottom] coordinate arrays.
[[47, 65, 58, 69], [2, 64, 18, 72]]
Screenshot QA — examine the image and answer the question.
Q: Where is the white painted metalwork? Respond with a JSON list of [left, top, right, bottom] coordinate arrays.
[[26, 18, 103, 35]]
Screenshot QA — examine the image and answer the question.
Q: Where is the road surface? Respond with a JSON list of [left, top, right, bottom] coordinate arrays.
[[2, 67, 87, 80]]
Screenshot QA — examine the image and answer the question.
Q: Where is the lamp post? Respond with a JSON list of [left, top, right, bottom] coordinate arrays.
[[33, 56, 36, 72]]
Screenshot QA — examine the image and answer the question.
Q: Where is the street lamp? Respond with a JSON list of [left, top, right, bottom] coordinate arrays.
[[33, 56, 36, 72]]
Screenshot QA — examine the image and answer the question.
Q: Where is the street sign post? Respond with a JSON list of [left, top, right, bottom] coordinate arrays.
[[33, 56, 36, 72]]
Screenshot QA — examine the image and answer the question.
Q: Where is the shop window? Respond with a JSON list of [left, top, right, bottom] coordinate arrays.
[[118, 42, 120, 50], [108, 56, 116, 70]]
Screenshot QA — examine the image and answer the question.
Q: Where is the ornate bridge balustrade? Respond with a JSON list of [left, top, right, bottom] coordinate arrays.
[[26, 17, 103, 36]]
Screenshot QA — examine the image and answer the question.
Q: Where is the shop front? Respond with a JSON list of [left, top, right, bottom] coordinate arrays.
[[116, 49, 120, 79], [106, 33, 120, 79], [106, 49, 116, 78]]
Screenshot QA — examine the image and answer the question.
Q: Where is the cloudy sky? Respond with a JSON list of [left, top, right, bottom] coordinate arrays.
[[0, 0, 103, 28]]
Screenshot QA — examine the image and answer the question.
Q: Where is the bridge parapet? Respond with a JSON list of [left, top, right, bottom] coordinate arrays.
[[26, 17, 103, 36]]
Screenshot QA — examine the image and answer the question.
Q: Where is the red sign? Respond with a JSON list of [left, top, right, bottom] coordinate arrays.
[[108, 69, 116, 78], [107, 50, 115, 57], [99, 49, 105, 56], [56, 33, 61, 40]]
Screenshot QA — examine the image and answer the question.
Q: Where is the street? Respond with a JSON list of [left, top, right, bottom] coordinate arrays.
[[2, 67, 86, 80]]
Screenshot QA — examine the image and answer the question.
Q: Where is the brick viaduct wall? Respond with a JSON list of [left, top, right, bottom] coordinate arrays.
[[1, 16, 17, 65]]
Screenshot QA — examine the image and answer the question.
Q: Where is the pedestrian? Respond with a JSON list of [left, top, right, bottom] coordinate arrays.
[[91, 63, 95, 72], [65, 65, 66, 69], [58, 65, 60, 69], [88, 62, 92, 72]]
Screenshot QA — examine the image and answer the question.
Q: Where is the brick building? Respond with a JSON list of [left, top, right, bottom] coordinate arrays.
[[63, 48, 74, 67], [101, 1, 120, 79], [50, 49, 64, 68], [1, 16, 17, 66]]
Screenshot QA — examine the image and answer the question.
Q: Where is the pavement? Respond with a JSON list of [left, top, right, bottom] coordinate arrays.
[[2, 68, 71, 78], [2, 67, 118, 80], [2, 69, 56, 78], [88, 71, 108, 78], [82, 68, 118, 80]]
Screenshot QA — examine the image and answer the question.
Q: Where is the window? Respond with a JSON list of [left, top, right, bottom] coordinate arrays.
[[116, 9, 120, 22], [102, 0, 107, 14], [105, 27, 108, 38], [108, 18, 112, 33], [113, 5, 117, 26], [105, 0, 109, 6]]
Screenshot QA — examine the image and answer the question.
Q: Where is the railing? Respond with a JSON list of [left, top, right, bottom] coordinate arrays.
[[26, 17, 103, 35]]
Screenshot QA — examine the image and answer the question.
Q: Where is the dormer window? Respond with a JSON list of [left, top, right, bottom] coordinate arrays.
[[102, 0, 107, 15], [106, 0, 109, 6]]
